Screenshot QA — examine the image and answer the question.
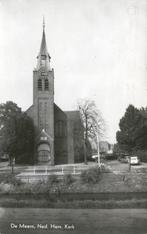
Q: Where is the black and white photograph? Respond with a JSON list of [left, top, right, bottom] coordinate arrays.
[[0, 0, 147, 233]]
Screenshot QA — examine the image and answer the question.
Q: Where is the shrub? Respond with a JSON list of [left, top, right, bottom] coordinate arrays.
[[3, 175, 23, 186], [0, 183, 14, 193], [135, 150, 147, 162], [47, 174, 59, 186], [100, 164, 110, 173], [105, 154, 117, 160], [80, 167, 101, 184], [63, 174, 75, 185]]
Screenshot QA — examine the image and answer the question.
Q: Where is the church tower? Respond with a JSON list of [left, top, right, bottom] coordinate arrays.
[[33, 20, 54, 165]]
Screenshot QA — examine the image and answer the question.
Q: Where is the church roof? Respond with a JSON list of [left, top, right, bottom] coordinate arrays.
[[54, 103, 67, 120], [65, 110, 81, 121], [38, 129, 53, 146]]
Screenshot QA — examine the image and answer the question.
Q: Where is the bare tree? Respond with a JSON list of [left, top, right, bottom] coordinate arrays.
[[78, 99, 106, 164]]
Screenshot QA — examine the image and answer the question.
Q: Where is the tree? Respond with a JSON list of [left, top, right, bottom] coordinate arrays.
[[0, 101, 36, 165], [137, 107, 147, 150], [116, 105, 147, 154], [0, 101, 21, 160], [78, 99, 106, 164], [113, 143, 122, 157]]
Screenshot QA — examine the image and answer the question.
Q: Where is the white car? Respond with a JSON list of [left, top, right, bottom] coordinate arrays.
[[130, 156, 140, 165]]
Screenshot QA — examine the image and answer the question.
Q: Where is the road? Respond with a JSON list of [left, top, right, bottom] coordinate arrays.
[[0, 208, 147, 234], [105, 160, 147, 172]]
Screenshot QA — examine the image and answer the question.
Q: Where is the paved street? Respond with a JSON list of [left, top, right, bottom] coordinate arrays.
[[0, 208, 147, 234]]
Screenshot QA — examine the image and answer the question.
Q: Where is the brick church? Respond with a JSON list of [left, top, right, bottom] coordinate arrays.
[[26, 22, 84, 165]]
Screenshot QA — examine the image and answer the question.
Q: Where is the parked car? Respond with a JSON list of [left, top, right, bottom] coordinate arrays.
[[91, 154, 99, 162], [130, 156, 140, 165]]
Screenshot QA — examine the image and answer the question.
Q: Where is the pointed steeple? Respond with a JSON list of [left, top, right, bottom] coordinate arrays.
[[36, 18, 51, 70]]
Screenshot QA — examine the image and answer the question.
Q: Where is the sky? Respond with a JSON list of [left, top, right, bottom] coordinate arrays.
[[0, 0, 147, 143]]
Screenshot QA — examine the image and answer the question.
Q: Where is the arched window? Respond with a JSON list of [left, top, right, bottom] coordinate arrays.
[[38, 79, 42, 91], [45, 79, 49, 91]]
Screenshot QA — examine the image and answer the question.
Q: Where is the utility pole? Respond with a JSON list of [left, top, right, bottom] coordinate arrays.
[[128, 156, 131, 172], [97, 134, 100, 167]]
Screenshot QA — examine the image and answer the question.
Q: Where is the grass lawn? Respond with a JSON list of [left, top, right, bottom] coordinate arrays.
[[66, 172, 147, 193]]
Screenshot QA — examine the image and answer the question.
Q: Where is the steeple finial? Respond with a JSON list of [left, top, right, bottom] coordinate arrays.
[[43, 16, 45, 30]]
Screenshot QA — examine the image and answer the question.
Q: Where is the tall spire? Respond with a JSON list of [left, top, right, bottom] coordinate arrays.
[[36, 18, 51, 70]]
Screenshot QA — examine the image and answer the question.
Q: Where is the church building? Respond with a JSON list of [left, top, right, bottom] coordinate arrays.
[[26, 21, 84, 165]]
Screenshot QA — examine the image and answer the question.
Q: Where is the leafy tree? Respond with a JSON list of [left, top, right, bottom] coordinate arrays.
[[78, 99, 106, 164], [0, 101, 35, 164], [135, 108, 147, 150], [116, 105, 147, 154], [113, 143, 122, 157]]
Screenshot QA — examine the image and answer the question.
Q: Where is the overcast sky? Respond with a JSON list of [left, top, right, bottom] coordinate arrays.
[[0, 0, 147, 143]]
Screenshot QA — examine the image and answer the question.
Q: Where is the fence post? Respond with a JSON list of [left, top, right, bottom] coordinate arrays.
[[62, 167, 64, 174], [73, 166, 76, 174]]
